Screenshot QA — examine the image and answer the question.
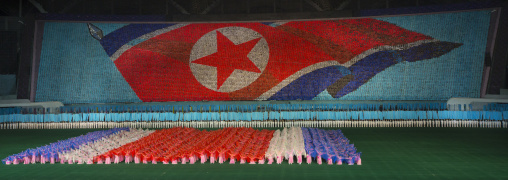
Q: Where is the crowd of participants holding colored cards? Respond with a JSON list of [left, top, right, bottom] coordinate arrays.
[[2, 127, 361, 165]]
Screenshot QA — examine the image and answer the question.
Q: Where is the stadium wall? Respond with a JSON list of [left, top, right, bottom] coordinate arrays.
[[34, 10, 491, 104]]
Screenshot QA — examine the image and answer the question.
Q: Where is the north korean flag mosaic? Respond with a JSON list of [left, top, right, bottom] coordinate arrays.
[[35, 11, 489, 104]]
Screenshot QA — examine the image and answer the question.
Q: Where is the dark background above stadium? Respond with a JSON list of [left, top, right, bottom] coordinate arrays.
[[0, 0, 502, 17]]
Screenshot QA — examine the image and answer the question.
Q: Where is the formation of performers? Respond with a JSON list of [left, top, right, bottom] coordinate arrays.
[[2, 127, 361, 165]]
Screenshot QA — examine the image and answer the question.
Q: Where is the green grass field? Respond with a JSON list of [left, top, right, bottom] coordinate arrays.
[[1, 128, 507, 180]]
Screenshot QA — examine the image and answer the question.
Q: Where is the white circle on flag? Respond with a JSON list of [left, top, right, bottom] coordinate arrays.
[[189, 26, 269, 92]]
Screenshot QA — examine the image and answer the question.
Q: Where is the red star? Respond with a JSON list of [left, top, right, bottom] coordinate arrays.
[[192, 31, 262, 90]]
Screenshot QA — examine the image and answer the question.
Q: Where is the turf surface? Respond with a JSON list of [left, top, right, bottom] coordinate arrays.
[[1, 128, 507, 180]]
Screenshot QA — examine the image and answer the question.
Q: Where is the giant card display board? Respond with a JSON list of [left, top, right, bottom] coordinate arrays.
[[35, 11, 490, 103]]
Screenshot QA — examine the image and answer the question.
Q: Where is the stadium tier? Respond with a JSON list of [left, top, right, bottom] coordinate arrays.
[[2, 9, 496, 129], [1, 102, 507, 129]]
